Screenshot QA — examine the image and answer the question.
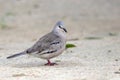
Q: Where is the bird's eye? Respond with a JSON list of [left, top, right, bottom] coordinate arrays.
[[59, 26, 62, 28]]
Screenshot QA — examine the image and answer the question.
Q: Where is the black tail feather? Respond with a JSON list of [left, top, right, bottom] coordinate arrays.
[[7, 52, 26, 59]]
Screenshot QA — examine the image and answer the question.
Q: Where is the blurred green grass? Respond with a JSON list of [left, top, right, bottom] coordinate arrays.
[[66, 44, 76, 49]]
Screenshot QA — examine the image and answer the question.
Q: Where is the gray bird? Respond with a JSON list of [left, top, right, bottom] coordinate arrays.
[[7, 21, 67, 66]]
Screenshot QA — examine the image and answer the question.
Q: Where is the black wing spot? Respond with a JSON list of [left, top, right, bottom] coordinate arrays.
[[26, 50, 29, 53], [50, 42, 60, 45], [46, 50, 57, 53], [40, 50, 57, 55]]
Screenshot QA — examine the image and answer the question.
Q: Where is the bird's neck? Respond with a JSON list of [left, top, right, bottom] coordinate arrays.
[[52, 29, 66, 39]]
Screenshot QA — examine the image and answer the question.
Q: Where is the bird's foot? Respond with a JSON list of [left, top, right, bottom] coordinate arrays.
[[44, 62, 57, 66], [45, 60, 57, 66]]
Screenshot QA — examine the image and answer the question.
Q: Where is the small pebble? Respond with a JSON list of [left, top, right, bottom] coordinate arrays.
[[108, 50, 111, 53], [115, 59, 118, 61], [114, 71, 120, 74]]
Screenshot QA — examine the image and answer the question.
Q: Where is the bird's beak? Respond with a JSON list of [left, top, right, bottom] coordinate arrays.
[[63, 28, 67, 33]]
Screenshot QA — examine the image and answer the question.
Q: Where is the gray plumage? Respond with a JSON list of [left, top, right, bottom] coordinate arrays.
[[7, 21, 67, 65]]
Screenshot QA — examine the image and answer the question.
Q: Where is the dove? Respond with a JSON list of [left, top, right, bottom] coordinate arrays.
[[7, 21, 67, 66]]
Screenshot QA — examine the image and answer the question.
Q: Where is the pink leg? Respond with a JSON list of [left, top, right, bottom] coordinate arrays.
[[45, 60, 57, 66]]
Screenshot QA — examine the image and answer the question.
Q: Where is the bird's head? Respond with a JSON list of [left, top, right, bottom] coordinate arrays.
[[53, 21, 67, 34]]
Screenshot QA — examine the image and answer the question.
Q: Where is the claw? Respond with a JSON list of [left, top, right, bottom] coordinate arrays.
[[45, 60, 57, 66]]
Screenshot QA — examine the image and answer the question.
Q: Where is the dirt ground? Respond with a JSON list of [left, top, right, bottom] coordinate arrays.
[[0, 0, 120, 80]]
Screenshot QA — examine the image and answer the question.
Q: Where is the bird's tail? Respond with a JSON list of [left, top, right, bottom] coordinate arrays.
[[7, 51, 27, 59]]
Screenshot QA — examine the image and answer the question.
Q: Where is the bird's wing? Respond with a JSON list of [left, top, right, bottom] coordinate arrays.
[[38, 38, 62, 55], [25, 32, 61, 54]]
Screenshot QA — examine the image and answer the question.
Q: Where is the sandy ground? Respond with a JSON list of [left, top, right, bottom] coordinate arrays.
[[0, 35, 120, 80], [0, 0, 120, 80]]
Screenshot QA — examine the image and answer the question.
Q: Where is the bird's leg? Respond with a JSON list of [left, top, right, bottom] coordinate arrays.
[[45, 60, 57, 66]]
